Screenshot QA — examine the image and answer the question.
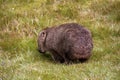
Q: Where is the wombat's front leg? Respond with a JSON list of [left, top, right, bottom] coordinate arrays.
[[51, 51, 64, 63], [62, 54, 73, 64]]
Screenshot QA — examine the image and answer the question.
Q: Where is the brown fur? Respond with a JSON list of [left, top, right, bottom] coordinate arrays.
[[38, 23, 93, 64]]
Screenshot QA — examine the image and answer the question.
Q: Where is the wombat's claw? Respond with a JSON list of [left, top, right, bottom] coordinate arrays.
[[64, 60, 73, 65], [52, 58, 64, 64]]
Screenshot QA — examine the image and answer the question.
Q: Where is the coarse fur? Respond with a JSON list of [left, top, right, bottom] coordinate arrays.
[[38, 23, 93, 64]]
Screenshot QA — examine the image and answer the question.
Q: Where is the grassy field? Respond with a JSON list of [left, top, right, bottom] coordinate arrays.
[[0, 0, 120, 80]]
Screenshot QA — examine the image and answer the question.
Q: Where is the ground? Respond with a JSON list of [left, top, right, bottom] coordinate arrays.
[[0, 0, 120, 80]]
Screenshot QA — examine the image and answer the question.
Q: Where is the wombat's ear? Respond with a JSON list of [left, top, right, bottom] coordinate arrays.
[[41, 31, 47, 40]]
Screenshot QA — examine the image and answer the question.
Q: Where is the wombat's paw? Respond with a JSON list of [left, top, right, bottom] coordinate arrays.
[[52, 56, 64, 63], [64, 59, 73, 65], [54, 59, 65, 64]]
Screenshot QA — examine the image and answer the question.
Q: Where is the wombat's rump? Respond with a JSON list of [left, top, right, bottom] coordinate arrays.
[[38, 23, 93, 64]]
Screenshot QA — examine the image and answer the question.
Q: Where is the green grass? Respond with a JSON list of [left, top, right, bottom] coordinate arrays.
[[0, 0, 120, 80]]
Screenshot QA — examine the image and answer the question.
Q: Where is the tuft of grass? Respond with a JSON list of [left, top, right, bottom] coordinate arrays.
[[0, 0, 120, 80]]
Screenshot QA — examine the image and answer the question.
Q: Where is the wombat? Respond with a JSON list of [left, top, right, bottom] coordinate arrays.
[[38, 23, 93, 64]]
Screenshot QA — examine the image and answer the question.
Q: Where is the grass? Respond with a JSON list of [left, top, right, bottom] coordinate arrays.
[[0, 0, 120, 80]]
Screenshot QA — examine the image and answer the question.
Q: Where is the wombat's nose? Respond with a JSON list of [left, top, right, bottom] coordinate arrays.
[[37, 48, 41, 52]]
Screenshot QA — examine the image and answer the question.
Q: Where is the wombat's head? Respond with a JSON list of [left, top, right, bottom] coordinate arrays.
[[38, 30, 47, 53]]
